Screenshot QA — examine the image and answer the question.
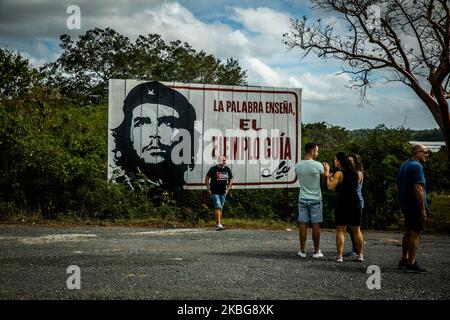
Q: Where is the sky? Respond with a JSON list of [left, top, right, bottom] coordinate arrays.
[[0, 0, 439, 130]]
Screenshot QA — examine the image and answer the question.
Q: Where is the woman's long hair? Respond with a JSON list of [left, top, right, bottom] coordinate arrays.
[[349, 153, 364, 173], [336, 152, 354, 172], [336, 152, 358, 188]]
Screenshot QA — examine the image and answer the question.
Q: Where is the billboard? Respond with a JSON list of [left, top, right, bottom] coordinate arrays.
[[108, 80, 301, 190]]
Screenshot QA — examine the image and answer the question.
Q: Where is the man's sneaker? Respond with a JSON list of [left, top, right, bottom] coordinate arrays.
[[356, 255, 364, 262], [336, 256, 343, 262], [297, 250, 307, 258], [398, 258, 408, 270], [312, 250, 324, 258], [214, 224, 225, 231], [405, 262, 428, 274], [344, 251, 357, 257]]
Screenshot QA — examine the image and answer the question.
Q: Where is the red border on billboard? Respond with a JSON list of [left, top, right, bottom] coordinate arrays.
[[169, 85, 299, 187]]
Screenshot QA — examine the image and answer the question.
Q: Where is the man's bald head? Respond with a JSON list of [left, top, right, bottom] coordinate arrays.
[[411, 144, 427, 156], [411, 144, 430, 163], [218, 155, 227, 167]]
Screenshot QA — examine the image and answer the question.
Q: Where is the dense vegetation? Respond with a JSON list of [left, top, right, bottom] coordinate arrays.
[[351, 128, 444, 142], [1, 29, 449, 231]]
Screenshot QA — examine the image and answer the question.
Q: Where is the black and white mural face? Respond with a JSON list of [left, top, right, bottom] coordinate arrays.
[[131, 103, 180, 165], [109, 80, 302, 191], [110, 81, 197, 190]]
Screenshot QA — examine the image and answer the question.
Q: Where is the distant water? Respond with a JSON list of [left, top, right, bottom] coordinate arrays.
[[409, 141, 445, 152]]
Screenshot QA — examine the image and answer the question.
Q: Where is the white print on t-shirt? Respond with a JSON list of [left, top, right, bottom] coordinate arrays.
[[216, 172, 229, 180]]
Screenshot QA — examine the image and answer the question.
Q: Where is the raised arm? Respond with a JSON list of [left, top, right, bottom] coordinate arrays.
[[327, 171, 343, 191], [322, 162, 330, 178]]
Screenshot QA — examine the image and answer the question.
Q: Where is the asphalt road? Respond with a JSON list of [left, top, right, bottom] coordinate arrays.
[[0, 224, 449, 300]]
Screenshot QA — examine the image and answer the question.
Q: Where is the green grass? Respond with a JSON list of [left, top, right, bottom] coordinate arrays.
[[219, 218, 296, 230], [0, 214, 297, 230], [1, 193, 449, 234]]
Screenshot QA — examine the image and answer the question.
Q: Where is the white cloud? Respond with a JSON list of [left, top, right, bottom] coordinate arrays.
[[241, 57, 360, 103], [238, 57, 437, 129], [243, 57, 283, 87], [22, 53, 50, 69], [233, 7, 291, 38], [81, 2, 250, 59]]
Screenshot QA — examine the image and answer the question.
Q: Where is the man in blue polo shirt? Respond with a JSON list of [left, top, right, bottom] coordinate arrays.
[[397, 144, 430, 273]]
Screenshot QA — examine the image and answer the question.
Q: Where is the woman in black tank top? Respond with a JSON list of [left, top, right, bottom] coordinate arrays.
[[325, 152, 364, 262]]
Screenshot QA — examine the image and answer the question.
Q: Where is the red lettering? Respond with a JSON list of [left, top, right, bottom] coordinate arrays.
[[223, 136, 227, 158], [280, 135, 284, 159], [251, 119, 261, 131], [212, 136, 217, 158], [248, 137, 253, 160], [254, 137, 260, 160], [242, 101, 247, 113], [272, 138, 280, 159], [284, 137, 292, 160], [241, 137, 248, 159], [232, 137, 239, 160], [265, 138, 271, 158], [240, 119, 250, 130]]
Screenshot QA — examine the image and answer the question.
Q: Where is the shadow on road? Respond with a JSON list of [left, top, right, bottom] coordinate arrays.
[[210, 250, 370, 273], [209, 249, 298, 260]]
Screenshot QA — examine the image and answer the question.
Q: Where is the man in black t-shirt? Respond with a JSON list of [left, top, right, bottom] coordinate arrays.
[[205, 155, 233, 231]]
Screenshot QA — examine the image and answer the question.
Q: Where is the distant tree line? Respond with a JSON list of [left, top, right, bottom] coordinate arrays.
[[351, 128, 444, 142], [410, 129, 444, 142]]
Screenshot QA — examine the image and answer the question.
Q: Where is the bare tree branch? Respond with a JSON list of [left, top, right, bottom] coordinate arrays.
[[284, 0, 450, 159]]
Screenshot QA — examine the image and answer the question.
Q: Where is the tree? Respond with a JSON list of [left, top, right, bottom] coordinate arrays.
[[41, 28, 247, 105], [284, 0, 450, 160], [0, 48, 40, 100], [41, 28, 133, 105]]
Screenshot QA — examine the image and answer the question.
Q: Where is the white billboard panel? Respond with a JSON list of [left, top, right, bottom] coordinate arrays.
[[108, 80, 301, 189]]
